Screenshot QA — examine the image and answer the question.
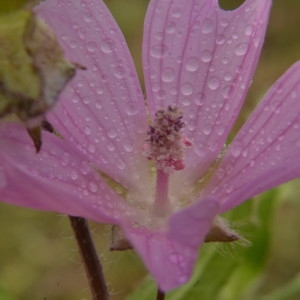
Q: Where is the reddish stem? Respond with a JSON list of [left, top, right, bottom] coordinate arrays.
[[69, 216, 109, 300]]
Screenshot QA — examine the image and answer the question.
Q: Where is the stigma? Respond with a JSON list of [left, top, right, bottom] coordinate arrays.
[[144, 106, 192, 174]]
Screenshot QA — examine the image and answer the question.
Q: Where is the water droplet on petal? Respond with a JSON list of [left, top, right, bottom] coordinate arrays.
[[126, 102, 138, 115], [84, 126, 92, 135], [235, 43, 248, 56], [216, 35, 225, 45], [166, 22, 176, 34], [161, 67, 175, 83], [207, 76, 221, 90], [231, 144, 242, 157], [60, 152, 70, 166], [244, 25, 253, 36], [201, 50, 212, 62], [100, 38, 114, 54], [202, 125, 212, 135], [80, 161, 90, 175], [70, 171, 78, 180], [185, 57, 199, 72], [224, 184, 233, 193], [202, 19, 214, 34], [114, 66, 126, 79], [224, 72, 232, 81], [123, 140, 134, 152], [171, 7, 182, 18], [180, 83, 193, 96], [89, 182, 98, 193], [106, 142, 115, 152], [150, 44, 169, 59], [87, 41, 97, 52], [107, 128, 117, 139]]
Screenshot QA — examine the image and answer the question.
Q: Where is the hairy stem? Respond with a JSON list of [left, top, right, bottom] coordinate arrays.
[[69, 216, 109, 300], [156, 288, 165, 300]]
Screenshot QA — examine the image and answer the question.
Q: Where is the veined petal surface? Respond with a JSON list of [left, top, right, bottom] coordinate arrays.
[[0, 124, 130, 224], [123, 197, 219, 291], [205, 62, 300, 212], [36, 0, 149, 188], [143, 0, 271, 180]]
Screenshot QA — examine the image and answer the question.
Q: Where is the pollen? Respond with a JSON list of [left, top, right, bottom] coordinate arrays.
[[144, 106, 192, 173]]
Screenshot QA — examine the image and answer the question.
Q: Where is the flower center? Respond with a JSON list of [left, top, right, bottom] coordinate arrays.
[[144, 106, 192, 216]]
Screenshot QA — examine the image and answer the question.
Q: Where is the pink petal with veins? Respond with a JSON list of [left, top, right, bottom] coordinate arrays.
[[124, 197, 219, 291], [143, 0, 271, 181], [0, 124, 129, 224], [36, 0, 149, 187], [205, 62, 300, 212]]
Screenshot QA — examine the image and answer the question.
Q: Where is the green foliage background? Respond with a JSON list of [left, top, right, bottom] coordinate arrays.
[[0, 0, 300, 299]]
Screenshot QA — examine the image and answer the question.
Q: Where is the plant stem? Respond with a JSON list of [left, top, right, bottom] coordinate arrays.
[[69, 216, 109, 300], [156, 288, 165, 300]]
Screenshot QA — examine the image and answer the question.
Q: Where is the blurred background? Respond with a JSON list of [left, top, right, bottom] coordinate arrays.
[[0, 0, 300, 299]]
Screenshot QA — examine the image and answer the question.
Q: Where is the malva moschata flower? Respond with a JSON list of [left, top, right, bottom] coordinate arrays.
[[1, 0, 300, 292]]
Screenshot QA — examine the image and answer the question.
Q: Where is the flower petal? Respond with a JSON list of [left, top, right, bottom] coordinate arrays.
[[123, 197, 219, 291], [36, 0, 149, 186], [0, 123, 130, 224], [205, 62, 300, 212], [143, 0, 271, 180]]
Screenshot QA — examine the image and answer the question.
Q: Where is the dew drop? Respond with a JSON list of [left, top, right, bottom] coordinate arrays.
[[244, 25, 253, 36], [224, 72, 232, 81], [114, 66, 126, 79], [220, 18, 229, 27], [70, 40, 77, 49], [231, 144, 242, 157], [166, 22, 176, 34], [80, 161, 90, 175], [100, 38, 114, 54], [155, 31, 163, 40], [150, 44, 169, 59], [195, 93, 205, 106], [222, 86, 231, 99], [207, 76, 221, 90], [107, 128, 117, 139], [202, 125, 212, 136], [185, 57, 199, 72], [171, 7, 182, 18], [84, 126, 91, 135], [118, 161, 126, 170], [123, 140, 134, 152], [202, 19, 214, 34], [87, 41, 97, 52], [126, 101, 138, 115], [224, 184, 233, 193], [72, 97, 79, 104], [180, 83, 193, 96], [106, 142, 115, 152], [235, 43, 248, 56], [89, 182, 98, 193], [161, 67, 175, 83], [201, 50, 212, 62], [70, 170, 78, 180], [216, 35, 225, 45], [216, 168, 225, 179], [60, 152, 70, 166], [182, 97, 191, 106]]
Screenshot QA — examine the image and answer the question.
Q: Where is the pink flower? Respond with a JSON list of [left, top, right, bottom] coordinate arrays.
[[1, 0, 300, 291]]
